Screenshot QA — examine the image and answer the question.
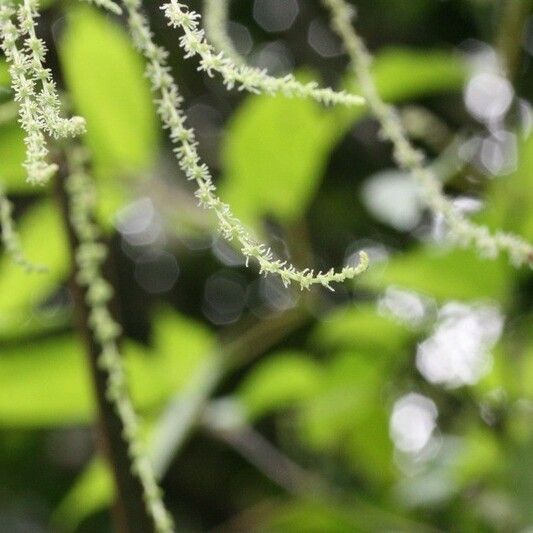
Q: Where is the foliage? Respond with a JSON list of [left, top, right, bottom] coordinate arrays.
[[0, 0, 532, 532]]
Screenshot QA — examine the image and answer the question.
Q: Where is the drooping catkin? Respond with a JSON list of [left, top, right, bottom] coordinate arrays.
[[65, 149, 174, 533], [122, 0, 368, 291], [323, 0, 533, 268], [161, 1, 365, 108]]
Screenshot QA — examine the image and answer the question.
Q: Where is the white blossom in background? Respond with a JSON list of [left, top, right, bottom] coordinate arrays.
[[362, 170, 423, 232], [417, 302, 504, 388], [390, 393, 438, 455], [464, 72, 514, 125], [379, 287, 435, 328]]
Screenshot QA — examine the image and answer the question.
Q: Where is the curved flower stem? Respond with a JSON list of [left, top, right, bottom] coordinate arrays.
[[161, 1, 365, 107], [203, 0, 244, 66], [323, 0, 533, 268], [121, 0, 368, 291]]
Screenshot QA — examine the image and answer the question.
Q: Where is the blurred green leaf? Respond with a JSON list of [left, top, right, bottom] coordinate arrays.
[[221, 49, 466, 227], [60, 5, 158, 178], [0, 335, 93, 427], [0, 200, 69, 317], [336, 47, 467, 133], [263, 500, 368, 533], [311, 302, 413, 357], [299, 352, 395, 486], [221, 81, 337, 225], [370, 48, 466, 102], [0, 60, 8, 86], [519, 342, 533, 399], [238, 351, 322, 420], [479, 133, 533, 242], [127, 308, 215, 410], [362, 247, 512, 302], [0, 123, 37, 194], [0, 309, 214, 427], [452, 429, 501, 487], [53, 458, 112, 532], [0, 309, 70, 343]]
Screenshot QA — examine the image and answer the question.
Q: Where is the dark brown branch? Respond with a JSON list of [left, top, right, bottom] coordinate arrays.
[[54, 156, 154, 533]]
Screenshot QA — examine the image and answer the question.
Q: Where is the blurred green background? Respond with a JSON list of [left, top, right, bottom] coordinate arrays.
[[0, 0, 532, 531]]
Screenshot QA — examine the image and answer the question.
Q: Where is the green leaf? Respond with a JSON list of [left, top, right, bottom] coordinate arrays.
[[264, 498, 428, 533], [0, 60, 8, 86], [519, 342, 533, 399], [0, 335, 94, 427], [59, 5, 158, 178], [221, 82, 337, 225], [263, 500, 369, 533], [221, 49, 466, 227], [0, 309, 215, 427], [362, 247, 512, 303], [0, 309, 70, 343], [299, 352, 395, 487], [0, 123, 37, 194], [126, 308, 215, 411], [452, 429, 501, 487], [0, 199, 70, 316], [53, 458, 112, 532], [337, 48, 466, 130], [479, 133, 533, 242], [371, 48, 466, 102], [238, 351, 323, 420], [311, 302, 413, 357]]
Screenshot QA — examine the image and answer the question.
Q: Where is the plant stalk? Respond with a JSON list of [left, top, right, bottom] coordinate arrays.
[[54, 154, 154, 533]]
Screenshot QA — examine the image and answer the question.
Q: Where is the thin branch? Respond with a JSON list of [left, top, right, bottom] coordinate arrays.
[[150, 308, 308, 477], [57, 148, 173, 533]]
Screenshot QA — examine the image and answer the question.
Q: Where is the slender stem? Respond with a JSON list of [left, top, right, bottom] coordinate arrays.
[[496, 0, 532, 80], [151, 308, 308, 477], [54, 154, 154, 533], [206, 421, 441, 533]]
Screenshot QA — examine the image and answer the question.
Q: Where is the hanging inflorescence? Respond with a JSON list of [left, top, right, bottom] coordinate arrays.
[[65, 149, 174, 533], [321, 0, 533, 268], [0, 0, 85, 185], [121, 0, 369, 291], [203, 0, 533, 269], [2, 1, 533, 531], [161, 1, 365, 107], [0, 0, 86, 273]]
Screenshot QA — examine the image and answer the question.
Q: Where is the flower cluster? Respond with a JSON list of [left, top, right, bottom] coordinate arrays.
[[161, 1, 365, 107], [0, 0, 86, 272], [66, 149, 174, 533], [123, 0, 369, 291], [322, 0, 533, 268], [0, 0, 85, 185]]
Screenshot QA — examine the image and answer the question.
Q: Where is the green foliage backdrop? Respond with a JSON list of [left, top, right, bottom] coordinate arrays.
[[0, 0, 532, 531]]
